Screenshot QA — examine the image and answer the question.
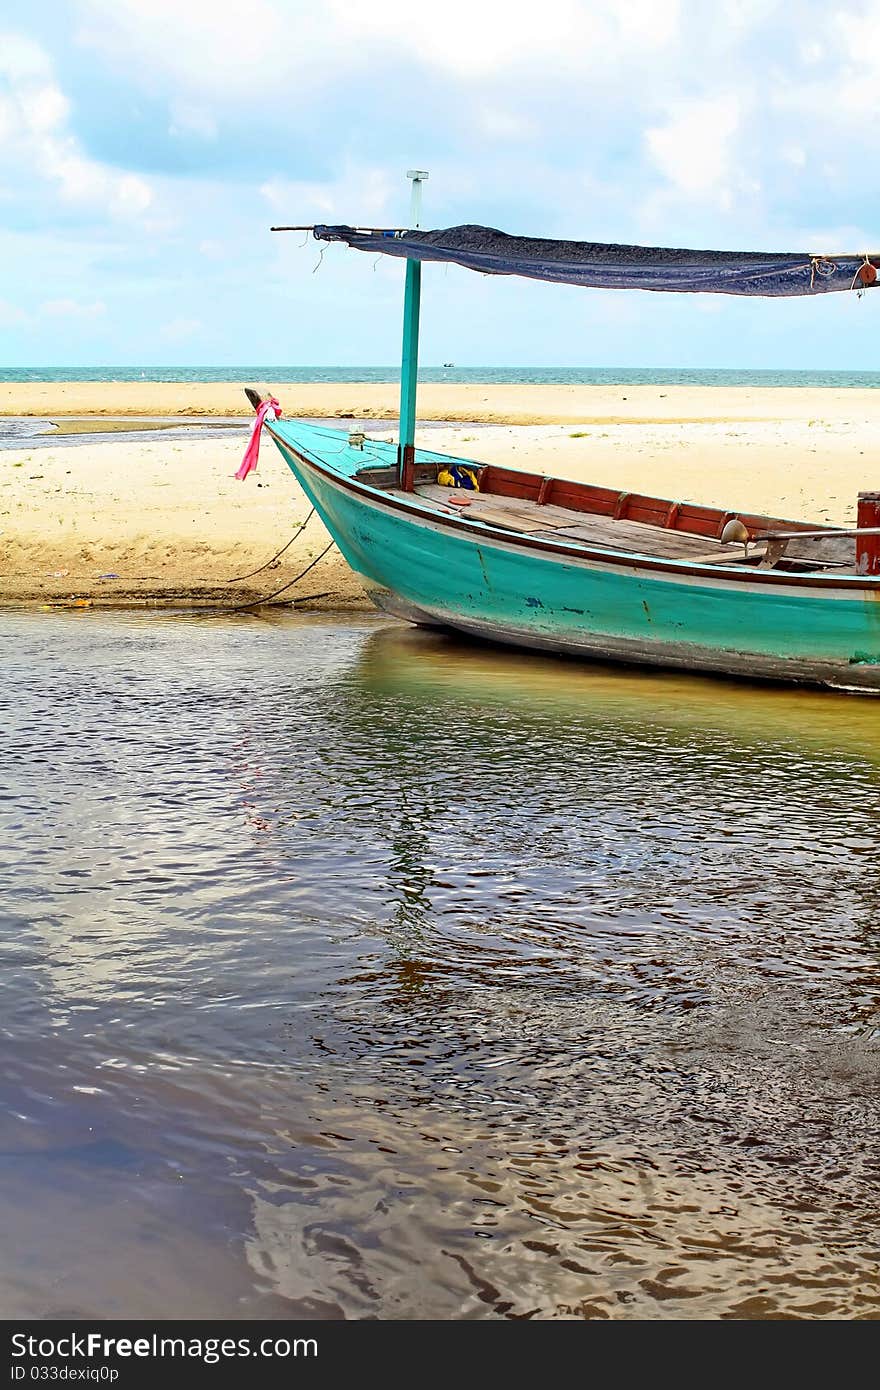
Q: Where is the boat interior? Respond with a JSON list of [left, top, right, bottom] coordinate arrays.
[[354, 458, 858, 574]]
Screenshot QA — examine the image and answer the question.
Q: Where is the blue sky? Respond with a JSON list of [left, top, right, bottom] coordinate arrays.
[[1, 0, 879, 368]]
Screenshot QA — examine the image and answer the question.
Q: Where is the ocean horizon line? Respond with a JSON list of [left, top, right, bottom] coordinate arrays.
[[4, 365, 880, 388]]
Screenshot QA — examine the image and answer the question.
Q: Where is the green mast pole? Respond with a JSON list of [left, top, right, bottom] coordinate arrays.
[[398, 169, 428, 490]]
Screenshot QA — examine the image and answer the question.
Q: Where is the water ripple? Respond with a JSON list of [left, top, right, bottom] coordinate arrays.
[[0, 609, 878, 1318]]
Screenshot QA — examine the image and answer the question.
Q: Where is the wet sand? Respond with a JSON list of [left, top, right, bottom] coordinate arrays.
[[1, 384, 877, 603]]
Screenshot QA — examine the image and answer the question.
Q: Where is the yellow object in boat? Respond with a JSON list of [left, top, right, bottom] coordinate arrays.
[[437, 464, 480, 490]]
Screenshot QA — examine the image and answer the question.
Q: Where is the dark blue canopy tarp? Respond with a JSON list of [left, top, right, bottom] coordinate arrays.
[[312, 224, 878, 298]]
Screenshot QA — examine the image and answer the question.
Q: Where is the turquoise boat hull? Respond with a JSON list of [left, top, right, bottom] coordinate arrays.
[[268, 420, 880, 691]]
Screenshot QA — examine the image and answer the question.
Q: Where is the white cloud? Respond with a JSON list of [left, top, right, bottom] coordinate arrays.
[[799, 38, 824, 65], [41, 298, 107, 319], [161, 316, 201, 340], [789, 223, 880, 254], [198, 239, 226, 260], [0, 296, 109, 333], [3, 0, 880, 370], [0, 299, 30, 328], [645, 95, 746, 206], [75, 0, 682, 99], [0, 33, 52, 82], [18, 81, 69, 133], [782, 145, 807, 168], [334, 0, 682, 78], [76, 0, 305, 96], [168, 102, 218, 140], [260, 166, 394, 224], [0, 31, 153, 219], [478, 107, 536, 141]]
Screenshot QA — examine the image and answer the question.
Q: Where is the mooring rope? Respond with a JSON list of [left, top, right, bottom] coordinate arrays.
[[214, 538, 337, 612], [222, 507, 316, 583]]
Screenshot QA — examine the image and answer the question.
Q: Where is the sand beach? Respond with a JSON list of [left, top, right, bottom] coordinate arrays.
[[10, 0, 880, 1327], [2, 382, 878, 605], [5, 378, 880, 425]]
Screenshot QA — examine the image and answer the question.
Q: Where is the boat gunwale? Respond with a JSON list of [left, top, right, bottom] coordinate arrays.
[[267, 422, 880, 594]]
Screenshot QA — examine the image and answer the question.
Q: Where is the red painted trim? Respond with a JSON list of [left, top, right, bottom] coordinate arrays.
[[477, 460, 819, 540], [399, 442, 416, 491], [857, 493, 880, 576], [268, 426, 878, 593]]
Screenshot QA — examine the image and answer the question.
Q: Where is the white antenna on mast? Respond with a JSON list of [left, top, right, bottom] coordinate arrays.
[[406, 170, 429, 229]]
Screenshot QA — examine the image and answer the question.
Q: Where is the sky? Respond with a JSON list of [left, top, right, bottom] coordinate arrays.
[[1, 0, 879, 368]]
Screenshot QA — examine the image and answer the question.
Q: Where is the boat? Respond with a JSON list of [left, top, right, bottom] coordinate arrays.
[[250, 199, 880, 691]]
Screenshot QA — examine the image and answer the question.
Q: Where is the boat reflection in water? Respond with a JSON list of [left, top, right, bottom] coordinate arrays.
[[2, 610, 878, 1320], [356, 622, 880, 760], [244, 622, 880, 1320]]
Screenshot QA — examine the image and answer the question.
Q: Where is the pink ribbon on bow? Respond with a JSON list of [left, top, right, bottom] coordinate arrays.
[[236, 396, 281, 481]]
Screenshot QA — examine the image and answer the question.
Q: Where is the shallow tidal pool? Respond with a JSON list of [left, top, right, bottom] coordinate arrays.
[[1, 608, 879, 1319]]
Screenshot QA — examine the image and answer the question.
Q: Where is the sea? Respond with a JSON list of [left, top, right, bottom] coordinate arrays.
[[4, 365, 880, 388], [1, 609, 879, 1320]]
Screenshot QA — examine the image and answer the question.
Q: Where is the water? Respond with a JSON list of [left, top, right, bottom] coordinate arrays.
[[5, 366, 880, 388], [0, 416, 251, 452], [1, 609, 879, 1320], [0, 416, 451, 452]]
